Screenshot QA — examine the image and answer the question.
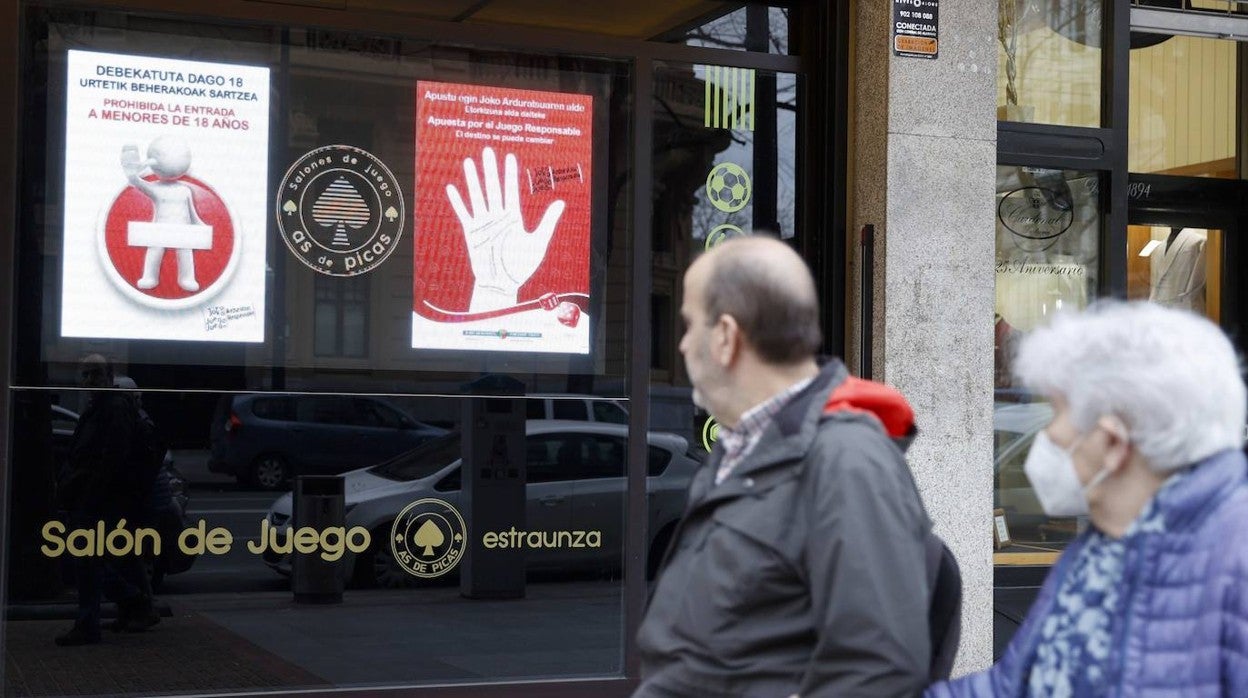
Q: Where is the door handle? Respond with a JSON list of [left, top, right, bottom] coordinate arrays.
[[539, 495, 564, 507]]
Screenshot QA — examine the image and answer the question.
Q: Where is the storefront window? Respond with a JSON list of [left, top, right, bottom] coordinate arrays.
[[7, 5, 641, 693], [645, 59, 799, 574], [1127, 225, 1222, 322], [997, 0, 1102, 127], [993, 165, 1100, 565], [1129, 35, 1237, 177], [4, 0, 810, 692]]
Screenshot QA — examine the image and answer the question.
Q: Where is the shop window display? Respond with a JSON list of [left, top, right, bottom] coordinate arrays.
[[993, 165, 1099, 564]]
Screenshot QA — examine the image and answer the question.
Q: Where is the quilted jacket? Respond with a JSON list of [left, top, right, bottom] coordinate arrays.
[[928, 448, 1248, 698]]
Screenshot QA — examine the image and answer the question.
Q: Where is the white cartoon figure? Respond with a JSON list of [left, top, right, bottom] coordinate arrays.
[[446, 147, 565, 312], [120, 136, 212, 292]]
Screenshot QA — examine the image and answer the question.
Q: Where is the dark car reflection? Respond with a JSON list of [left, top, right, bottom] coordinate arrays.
[[262, 420, 703, 588], [208, 394, 448, 490]]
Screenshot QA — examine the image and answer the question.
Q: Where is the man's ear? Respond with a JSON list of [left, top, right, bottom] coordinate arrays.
[[1097, 414, 1132, 473], [712, 314, 741, 366]]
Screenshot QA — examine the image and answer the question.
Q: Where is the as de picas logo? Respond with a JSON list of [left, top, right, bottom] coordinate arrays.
[[276, 145, 404, 277]]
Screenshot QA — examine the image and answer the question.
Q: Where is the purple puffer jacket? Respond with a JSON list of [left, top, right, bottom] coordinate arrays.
[[928, 448, 1248, 698]]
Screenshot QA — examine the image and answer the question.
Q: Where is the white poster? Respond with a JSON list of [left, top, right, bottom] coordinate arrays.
[[61, 50, 270, 342]]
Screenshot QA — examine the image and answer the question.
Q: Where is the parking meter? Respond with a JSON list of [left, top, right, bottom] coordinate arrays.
[[460, 396, 526, 599]]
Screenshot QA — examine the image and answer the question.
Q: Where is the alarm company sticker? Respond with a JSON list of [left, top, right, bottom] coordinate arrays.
[[277, 145, 404, 277], [391, 497, 466, 579]]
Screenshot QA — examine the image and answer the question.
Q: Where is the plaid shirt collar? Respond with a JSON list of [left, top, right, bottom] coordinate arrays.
[[714, 376, 814, 484]]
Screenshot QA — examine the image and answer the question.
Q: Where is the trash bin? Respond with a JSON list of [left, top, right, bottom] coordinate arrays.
[[292, 475, 345, 604]]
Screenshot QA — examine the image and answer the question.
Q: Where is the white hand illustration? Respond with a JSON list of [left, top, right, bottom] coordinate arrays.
[[446, 147, 565, 312]]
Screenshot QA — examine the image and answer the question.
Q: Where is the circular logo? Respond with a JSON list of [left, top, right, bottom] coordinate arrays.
[[277, 145, 404, 277], [997, 187, 1075, 241], [705, 223, 748, 250], [391, 498, 466, 579], [702, 417, 720, 452], [706, 162, 752, 213], [97, 175, 241, 310]]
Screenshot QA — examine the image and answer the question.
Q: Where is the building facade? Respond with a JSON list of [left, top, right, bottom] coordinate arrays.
[[1, 0, 1243, 695]]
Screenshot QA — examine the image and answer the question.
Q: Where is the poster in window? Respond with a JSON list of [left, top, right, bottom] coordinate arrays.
[[412, 81, 592, 354], [60, 49, 270, 342]]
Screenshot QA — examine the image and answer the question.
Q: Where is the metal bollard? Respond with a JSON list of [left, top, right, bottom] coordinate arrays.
[[292, 475, 345, 604]]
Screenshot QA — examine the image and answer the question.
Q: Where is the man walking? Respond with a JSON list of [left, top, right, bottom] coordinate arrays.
[[635, 237, 933, 697]]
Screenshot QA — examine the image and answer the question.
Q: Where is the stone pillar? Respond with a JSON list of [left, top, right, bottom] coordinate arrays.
[[851, 0, 998, 675]]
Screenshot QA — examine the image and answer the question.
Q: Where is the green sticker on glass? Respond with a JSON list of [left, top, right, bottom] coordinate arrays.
[[702, 417, 720, 452], [705, 223, 747, 250], [706, 162, 751, 213]]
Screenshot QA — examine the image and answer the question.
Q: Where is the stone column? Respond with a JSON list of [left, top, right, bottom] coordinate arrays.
[[851, 0, 998, 675]]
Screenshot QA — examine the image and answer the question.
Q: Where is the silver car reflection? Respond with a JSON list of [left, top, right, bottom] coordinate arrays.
[[261, 420, 702, 588], [994, 400, 1056, 537]]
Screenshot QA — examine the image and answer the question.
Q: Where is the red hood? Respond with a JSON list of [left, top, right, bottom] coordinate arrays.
[[823, 375, 916, 440]]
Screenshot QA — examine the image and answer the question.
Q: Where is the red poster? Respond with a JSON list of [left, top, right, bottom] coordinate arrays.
[[413, 81, 593, 353]]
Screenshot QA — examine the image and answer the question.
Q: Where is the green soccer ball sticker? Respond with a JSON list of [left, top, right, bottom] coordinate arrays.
[[705, 162, 752, 213]]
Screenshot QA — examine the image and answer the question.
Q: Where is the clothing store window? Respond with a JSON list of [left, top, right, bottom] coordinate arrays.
[[1122, 34, 1235, 324], [1128, 35, 1237, 178], [996, 0, 1102, 126], [993, 165, 1100, 565], [1126, 226, 1222, 322]]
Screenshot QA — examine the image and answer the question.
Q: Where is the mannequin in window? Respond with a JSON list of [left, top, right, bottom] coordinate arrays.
[[1149, 227, 1207, 314]]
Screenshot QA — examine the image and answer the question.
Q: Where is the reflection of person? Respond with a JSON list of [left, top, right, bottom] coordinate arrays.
[[121, 136, 207, 292], [1149, 227, 1207, 313], [54, 355, 158, 646], [445, 146, 565, 312], [928, 302, 1248, 697], [635, 237, 934, 697]]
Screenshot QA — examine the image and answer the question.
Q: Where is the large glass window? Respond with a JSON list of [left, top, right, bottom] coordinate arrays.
[[997, 0, 1102, 126], [993, 165, 1100, 565], [645, 59, 799, 574], [18, 11, 633, 394], [7, 0, 807, 694], [1129, 35, 1237, 178], [7, 5, 642, 694]]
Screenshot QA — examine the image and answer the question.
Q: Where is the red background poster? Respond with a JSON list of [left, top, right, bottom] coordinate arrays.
[[413, 80, 593, 352]]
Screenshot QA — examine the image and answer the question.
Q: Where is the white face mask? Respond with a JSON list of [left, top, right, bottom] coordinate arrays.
[[1023, 430, 1112, 517]]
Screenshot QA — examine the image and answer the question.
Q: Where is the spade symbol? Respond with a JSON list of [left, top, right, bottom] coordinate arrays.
[[282, 200, 297, 215], [311, 176, 371, 248], [413, 519, 445, 557], [384, 206, 398, 222]]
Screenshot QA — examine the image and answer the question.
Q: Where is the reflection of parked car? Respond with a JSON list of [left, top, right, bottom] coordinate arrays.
[[525, 397, 629, 424], [994, 401, 1055, 536], [209, 394, 449, 490], [261, 420, 702, 587], [52, 405, 195, 590]]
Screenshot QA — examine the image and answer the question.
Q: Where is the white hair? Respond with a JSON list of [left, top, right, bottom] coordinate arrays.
[[1014, 300, 1246, 472]]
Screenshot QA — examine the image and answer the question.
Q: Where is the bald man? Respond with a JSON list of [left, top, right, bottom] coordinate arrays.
[[635, 237, 933, 697]]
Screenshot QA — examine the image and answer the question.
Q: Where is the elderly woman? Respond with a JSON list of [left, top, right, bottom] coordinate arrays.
[[929, 301, 1248, 697]]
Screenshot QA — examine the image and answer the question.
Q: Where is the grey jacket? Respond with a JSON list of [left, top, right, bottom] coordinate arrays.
[[635, 361, 933, 698]]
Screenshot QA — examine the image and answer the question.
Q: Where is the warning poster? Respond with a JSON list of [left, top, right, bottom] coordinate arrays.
[[61, 49, 270, 342], [412, 81, 592, 354]]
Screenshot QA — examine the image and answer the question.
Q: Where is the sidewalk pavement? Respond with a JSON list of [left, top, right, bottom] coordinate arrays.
[[5, 581, 622, 696], [4, 610, 327, 697]]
